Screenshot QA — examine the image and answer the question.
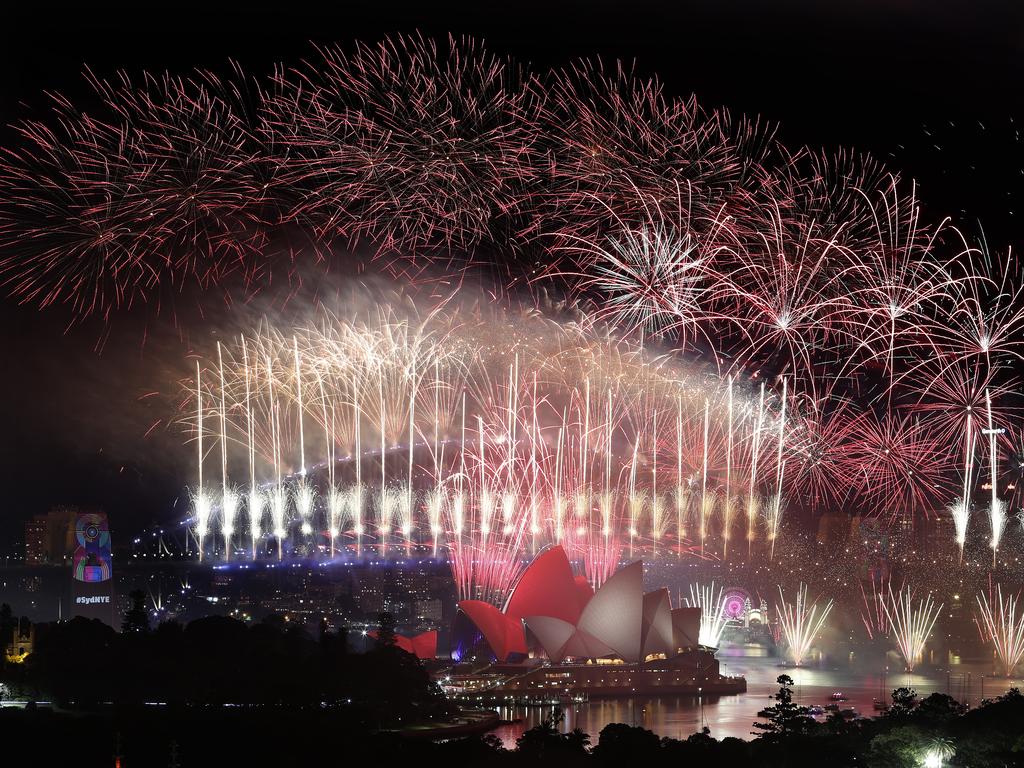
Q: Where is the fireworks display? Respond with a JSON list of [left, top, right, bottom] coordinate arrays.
[[774, 582, 834, 666], [187, 299, 797, 598], [3, 35, 1024, 637], [883, 585, 943, 673], [976, 584, 1024, 677], [686, 582, 729, 648]]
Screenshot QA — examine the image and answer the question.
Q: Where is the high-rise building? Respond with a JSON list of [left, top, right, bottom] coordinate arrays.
[[45, 507, 80, 563], [21, 507, 82, 565], [24, 518, 47, 565], [414, 598, 444, 623]]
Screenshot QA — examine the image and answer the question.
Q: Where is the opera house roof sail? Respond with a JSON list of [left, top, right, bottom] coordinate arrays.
[[503, 546, 592, 625], [452, 545, 701, 665], [527, 560, 644, 662], [641, 588, 675, 658]]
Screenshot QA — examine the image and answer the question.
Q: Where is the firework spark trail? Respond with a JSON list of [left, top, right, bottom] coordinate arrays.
[[327, 485, 344, 555], [775, 583, 834, 666], [723, 376, 733, 559], [883, 585, 943, 673], [318, 374, 341, 555], [295, 482, 315, 537], [675, 395, 687, 557], [976, 585, 1024, 677], [267, 357, 286, 559], [747, 384, 765, 557], [686, 582, 728, 648], [859, 574, 891, 641], [354, 392, 364, 555], [700, 399, 710, 557], [986, 390, 1007, 564], [192, 360, 211, 562], [294, 338, 306, 478], [571, 219, 719, 342], [243, 338, 262, 558], [216, 342, 237, 559], [951, 410, 975, 563], [845, 412, 945, 519], [767, 377, 787, 560]]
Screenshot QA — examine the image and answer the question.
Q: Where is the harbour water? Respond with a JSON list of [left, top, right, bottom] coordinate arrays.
[[490, 654, 1024, 745]]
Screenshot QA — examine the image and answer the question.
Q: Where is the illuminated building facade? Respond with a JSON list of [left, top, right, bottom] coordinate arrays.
[[70, 512, 115, 626]]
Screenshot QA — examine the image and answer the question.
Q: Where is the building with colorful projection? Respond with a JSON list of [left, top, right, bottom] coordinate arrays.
[[70, 512, 115, 626]]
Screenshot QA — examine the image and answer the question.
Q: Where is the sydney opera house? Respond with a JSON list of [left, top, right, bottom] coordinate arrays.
[[368, 629, 438, 660], [447, 547, 746, 698]]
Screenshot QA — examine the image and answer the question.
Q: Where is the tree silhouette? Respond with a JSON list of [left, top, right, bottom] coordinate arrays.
[[516, 708, 590, 764], [889, 687, 918, 716], [593, 723, 660, 764], [914, 693, 965, 724], [753, 674, 816, 738]]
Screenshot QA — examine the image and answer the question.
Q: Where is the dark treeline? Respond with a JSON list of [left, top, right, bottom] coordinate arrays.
[[2, 682, 1024, 767], [4, 602, 1024, 768], [1, 600, 450, 727]]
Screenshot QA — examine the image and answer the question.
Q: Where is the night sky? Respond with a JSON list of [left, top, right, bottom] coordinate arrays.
[[2, 1, 1023, 550]]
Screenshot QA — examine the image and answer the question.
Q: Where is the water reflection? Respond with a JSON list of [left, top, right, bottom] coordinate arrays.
[[490, 656, 1024, 746]]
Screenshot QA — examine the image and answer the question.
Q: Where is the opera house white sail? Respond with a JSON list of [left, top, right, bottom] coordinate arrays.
[[452, 546, 701, 664]]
